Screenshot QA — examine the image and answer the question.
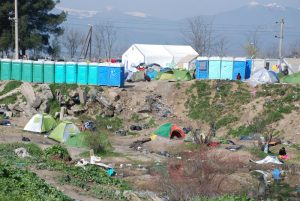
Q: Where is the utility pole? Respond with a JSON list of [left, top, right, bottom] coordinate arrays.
[[14, 0, 19, 59], [275, 19, 284, 59]]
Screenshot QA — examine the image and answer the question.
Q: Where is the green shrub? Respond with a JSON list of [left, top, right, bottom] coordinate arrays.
[[83, 131, 112, 154], [216, 116, 239, 129], [95, 115, 123, 132], [0, 81, 22, 96], [49, 98, 60, 116], [45, 145, 71, 161], [0, 95, 18, 105], [49, 83, 78, 96]]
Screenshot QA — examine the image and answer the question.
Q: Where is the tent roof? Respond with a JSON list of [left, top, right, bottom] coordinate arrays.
[[177, 55, 198, 65], [283, 58, 300, 74], [134, 44, 173, 58]]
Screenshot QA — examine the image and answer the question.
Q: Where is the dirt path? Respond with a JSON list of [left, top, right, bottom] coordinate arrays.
[[32, 168, 101, 201]]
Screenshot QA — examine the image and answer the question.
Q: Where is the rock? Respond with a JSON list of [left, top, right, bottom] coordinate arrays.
[[31, 96, 42, 109], [115, 103, 123, 114], [69, 105, 86, 116], [123, 191, 141, 201], [108, 91, 120, 102], [78, 89, 87, 104], [23, 105, 37, 117], [38, 84, 53, 100], [14, 104, 25, 112], [54, 112, 60, 119], [7, 104, 15, 111], [20, 83, 36, 104], [68, 90, 78, 98], [138, 103, 151, 113], [4, 111, 13, 118], [96, 94, 114, 110], [0, 104, 8, 110], [103, 107, 114, 117], [39, 100, 50, 113]]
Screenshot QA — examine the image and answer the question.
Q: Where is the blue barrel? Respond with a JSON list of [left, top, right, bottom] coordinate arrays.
[[196, 57, 209, 79], [33, 61, 44, 83], [66, 62, 77, 84], [11, 59, 22, 80], [1, 59, 12, 80], [245, 59, 252, 79], [98, 65, 109, 86], [221, 57, 234, 80], [44, 61, 55, 83], [55, 62, 66, 83], [88, 62, 99, 85], [108, 64, 125, 87], [22, 60, 33, 82], [77, 62, 88, 85], [208, 57, 221, 80], [233, 58, 246, 81]]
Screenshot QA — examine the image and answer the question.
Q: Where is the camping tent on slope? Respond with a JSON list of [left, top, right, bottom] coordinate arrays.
[[247, 68, 279, 87], [153, 123, 186, 139], [24, 114, 57, 133], [48, 121, 80, 143]]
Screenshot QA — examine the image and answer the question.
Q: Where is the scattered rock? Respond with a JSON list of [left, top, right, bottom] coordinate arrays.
[[130, 125, 143, 131], [14, 148, 31, 158], [96, 94, 114, 110], [103, 107, 114, 117], [115, 129, 128, 136], [108, 91, 120, 102], [38, 84, 53, 100], [54, 112, 60, 119], [31, 96, 42, 109], [78, 89, 87, 104], [4, 111, 13, 118], [68, 105, 86, 116], [123, 191, 142, 201], [115, 103, 123, 114], [39, 100, 50, 113], [138, 103, 151, 113]]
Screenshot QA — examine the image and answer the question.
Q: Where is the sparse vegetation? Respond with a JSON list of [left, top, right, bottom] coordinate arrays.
[[49, 83, 78, 96], [0, 95, 18, 105], [0, 81, 22, 96]]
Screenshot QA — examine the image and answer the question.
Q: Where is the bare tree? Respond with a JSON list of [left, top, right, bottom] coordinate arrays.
[[244, 29, 261, 58], [94, 22, 117, 60], [183, 16, 214, 56], [62, 27, 83, 59], [213, 36, 229, 57], [288, 42, 300, 58]]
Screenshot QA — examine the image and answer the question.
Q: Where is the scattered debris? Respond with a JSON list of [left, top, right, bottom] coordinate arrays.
[[130, 138, 152, 150], [115, 129, 128, 136], [225, 145, 243, 151], [0, 119, 11, 126], [130, 125, 143, 131], [250, 155, 283, 165], [14, 147, 31, 158], [21, 136, 31, 142]]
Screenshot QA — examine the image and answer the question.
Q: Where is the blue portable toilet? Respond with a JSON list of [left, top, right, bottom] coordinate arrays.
[[233, 57, 247, 81], [208, 57, 221, 80], [77, 62, 88, 85], [221, 57, 234, 80], [196, 57, 209, 79], [66, 62, 77, 84], [245, 59, 252, 79], [88, 62, 99, 85], [108, 64, 125, 87], [0, 59, 12, 80], [55, 62, 66, 83], [98, 64, 109, 86]]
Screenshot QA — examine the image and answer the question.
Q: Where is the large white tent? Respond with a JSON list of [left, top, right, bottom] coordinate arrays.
[[122, 44, 198, 72]]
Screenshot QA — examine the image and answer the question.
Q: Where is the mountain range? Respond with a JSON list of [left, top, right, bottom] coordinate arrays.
[[56, 2, 300, 57]]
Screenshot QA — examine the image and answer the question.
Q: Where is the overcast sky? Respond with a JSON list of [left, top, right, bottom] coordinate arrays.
[[58, 0, 300, 19]]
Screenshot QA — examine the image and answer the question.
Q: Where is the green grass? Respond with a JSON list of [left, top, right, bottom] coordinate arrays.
[[0, 95, 18, 105], [49, 98, 60, 117], [0, 81, 22, 96], [192, 195, 253, 201], [49, 83, 78, 96]]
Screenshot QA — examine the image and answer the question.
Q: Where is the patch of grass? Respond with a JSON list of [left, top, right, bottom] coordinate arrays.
[[0, 95, 18, 105], [0, 81, 22, 96], [146, 117, 157, 128], [49, 98, 60, 117], [192, 195, 253, 201], [216, 116, 239, 129], [95, 115, 123, 132], [45, 145, 71, 161], [248, 147, 268, 158], [49, 83, 78, 96], [130, 113, 141, 123], [83, 131, 113, 154]]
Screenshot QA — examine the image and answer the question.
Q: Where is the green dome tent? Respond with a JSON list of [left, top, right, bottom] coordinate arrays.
[[24, 114, 57, 133], [153, 123, 186, 139], [48, 121, 81, 144]]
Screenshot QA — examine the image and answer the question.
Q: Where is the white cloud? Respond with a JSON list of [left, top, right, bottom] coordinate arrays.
[[264, 3, 285, 10], [125, 11, 147, 18], [56, 6, 98, 18]]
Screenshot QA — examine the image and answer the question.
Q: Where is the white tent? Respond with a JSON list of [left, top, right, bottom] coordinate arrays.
[[24, 114, 57, 133], [122, 44, 198, 72], [283, 58, 300, 75], [247, 68, 279, 87]]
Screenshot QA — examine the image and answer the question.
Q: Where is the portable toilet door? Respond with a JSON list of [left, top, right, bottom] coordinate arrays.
[[233, 58, 246, 81], [22, 60, 33, 82], [55, 62, 66, 83], [44, 61, 55, 83], [108, 64, 124, 87], [77, 62, 88, 85], [11, 59, 22, 80], [1, 59, 12, 80], [98, 64, 109, 86], [88, 62, 99, 85], [252, 59, 265, 73], [66, 62, 77, 84], [196, 57, 209, 79], [33, 61, 44, 83], [208, 57, 221, 79], [245, 59, 252, 79], [221, 57, 234, 80]]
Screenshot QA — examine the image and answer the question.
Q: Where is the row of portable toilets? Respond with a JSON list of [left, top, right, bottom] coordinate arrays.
[[0, 59, 125, 87], [195, 57, 280, 81]]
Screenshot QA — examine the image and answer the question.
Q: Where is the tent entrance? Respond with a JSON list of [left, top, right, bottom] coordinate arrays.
[[171, 130, 182, 139]]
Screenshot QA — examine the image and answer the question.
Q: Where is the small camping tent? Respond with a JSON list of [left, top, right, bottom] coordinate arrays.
[[48, 121, 80, 143], [153, 123, 186, 139], [24, 114, 57, 133], [247, 68, 279, 87]]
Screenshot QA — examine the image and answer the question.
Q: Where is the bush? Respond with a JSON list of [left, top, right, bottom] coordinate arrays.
[[49, 98, 60, 116], [45, 145, 71, 161], [216, 116, 238, 129], [49, 83, 78, 96], [0, 95, 18, 105], [83, 131, 112, 154]]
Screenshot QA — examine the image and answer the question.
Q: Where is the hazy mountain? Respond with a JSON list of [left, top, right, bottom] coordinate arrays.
[[57, 3, 300, 56]]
